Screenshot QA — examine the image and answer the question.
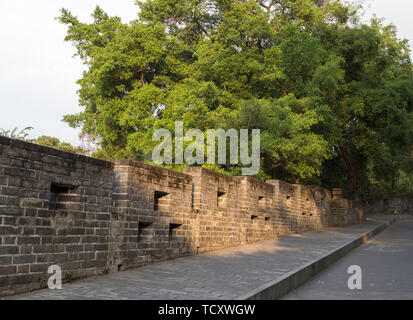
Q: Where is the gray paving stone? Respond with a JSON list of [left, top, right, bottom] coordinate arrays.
[[283, 215, 413, 300], [3, 219, 387, 300]]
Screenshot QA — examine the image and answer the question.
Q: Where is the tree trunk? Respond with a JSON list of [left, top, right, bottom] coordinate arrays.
[[390, 159, 396, 195], [339, 141, 358, 200]]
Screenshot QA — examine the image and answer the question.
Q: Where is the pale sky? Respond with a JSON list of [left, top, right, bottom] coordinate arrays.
[[0, 0, 412, 147]]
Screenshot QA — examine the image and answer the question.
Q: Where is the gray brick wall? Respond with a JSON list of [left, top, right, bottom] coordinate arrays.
[[0, 137, 113, 296], [361, 195, 413, 216], [0, 136, 364, 297]]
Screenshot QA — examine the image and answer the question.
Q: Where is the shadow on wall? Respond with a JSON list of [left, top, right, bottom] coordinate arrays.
[[361, 196, 413, 216], [109, 159, 198, 272], [0, 136, 114, 296], [0, 136, 364, 297]]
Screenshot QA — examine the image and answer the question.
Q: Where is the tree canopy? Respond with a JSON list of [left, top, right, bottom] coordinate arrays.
[[29, 136, 90, 155], [58, 0, 413, 198]]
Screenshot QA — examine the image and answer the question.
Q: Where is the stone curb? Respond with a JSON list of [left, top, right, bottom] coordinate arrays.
[[238, 218, 396, 300]]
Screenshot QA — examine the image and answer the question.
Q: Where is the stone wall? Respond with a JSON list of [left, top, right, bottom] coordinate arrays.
[[109, 159, 196, 272], [0, 136, 113, 296], [0, 136, 364, 296], [361, 195, 413, 216]]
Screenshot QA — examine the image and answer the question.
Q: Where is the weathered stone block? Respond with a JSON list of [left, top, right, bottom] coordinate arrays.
[[12, 255, 36, 264], [0, 266, 17, 275]]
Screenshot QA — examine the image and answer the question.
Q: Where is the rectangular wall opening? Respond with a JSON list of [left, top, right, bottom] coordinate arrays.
[[169, 223, 183, 241], [258, 196, 265, 208], [251, 215, 258, 220], [49, 182, 80, 210], [217, 191, 227, 208], [138, 221, 154, 242], [264, 217, 271, 229], [154, 191, 171, 211], [191, 183, 195, 210]]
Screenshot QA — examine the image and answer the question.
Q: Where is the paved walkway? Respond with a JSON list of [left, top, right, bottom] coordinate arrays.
[[283, 216, 413, 300], [4, 219, 390, 300]]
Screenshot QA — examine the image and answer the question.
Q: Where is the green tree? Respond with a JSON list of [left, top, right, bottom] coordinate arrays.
[[29, 136, 90, 155], [58, 0, 413, 197], [0, 127, 33, 140], [1, 127, 90, 155], [313, 20, 413, 197]]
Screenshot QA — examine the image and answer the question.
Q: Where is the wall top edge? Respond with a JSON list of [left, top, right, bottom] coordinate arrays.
[[0, 135, 113, 168], [112, 159, 193, 180], [1, 135, 344, 196]]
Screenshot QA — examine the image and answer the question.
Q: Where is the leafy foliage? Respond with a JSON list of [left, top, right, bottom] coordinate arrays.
[[0, 127, 33, 140], [29, 136, 90, 155], [0, 126, 89, 155], [57, 0, 413, 197]]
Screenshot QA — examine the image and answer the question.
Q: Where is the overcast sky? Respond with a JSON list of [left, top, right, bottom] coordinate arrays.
[[1, 0, 412, 146]]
